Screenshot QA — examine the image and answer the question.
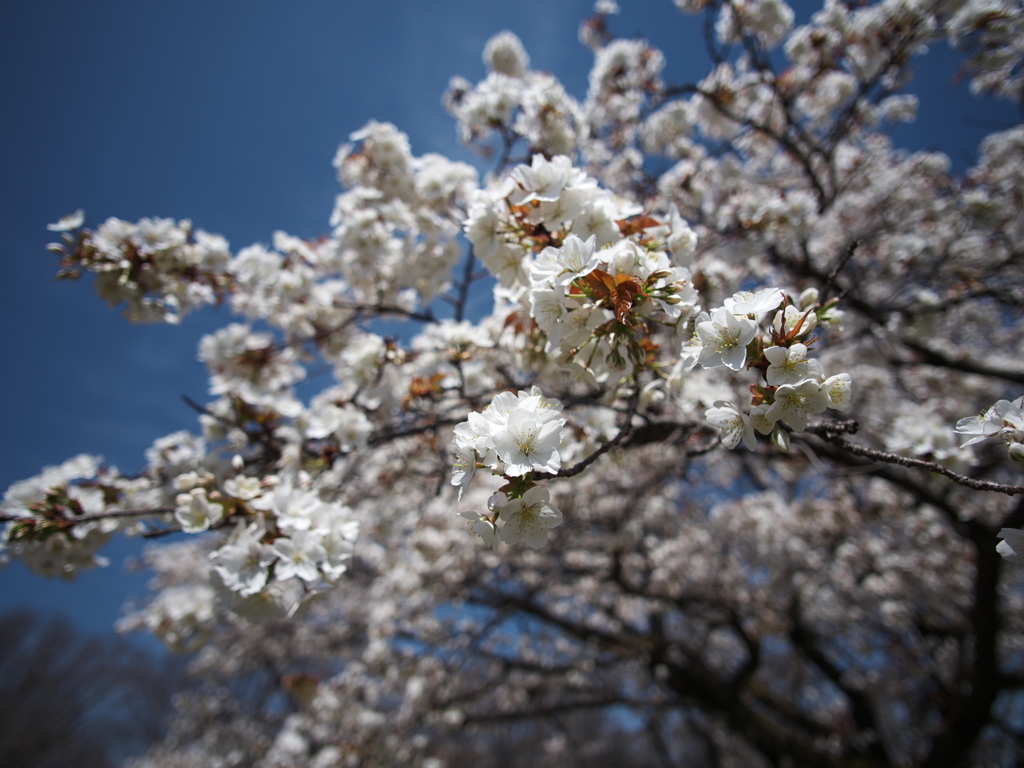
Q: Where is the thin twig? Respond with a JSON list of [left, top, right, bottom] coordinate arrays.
[[820, 240, 858, 306], [539, 386, 641, 480], [0, 506, 175, 525], [804, 424, 1024, 496]]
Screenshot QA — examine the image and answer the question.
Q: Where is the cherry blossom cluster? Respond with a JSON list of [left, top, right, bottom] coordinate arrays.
[[203, 474, 359, 622], [465, 152, 699, 383], [1, 429, 358, 621], [331, 120, 478, 307], [46, 118, 479, 341], [444, 31, 584, 157], [451, 388, 566, 550], [47, 210, 231, 323], [696, 287, 852, 450], [152, 438, 360, 622], [956, 395, 1024, 462], [0, 454, 117, 578], [676, 0, 1024, 107], [945, 0, 1024, 101], [106, 440, 365, 640]]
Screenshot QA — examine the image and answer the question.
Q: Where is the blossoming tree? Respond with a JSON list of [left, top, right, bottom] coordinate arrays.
[[6, 0, 1024, 765]]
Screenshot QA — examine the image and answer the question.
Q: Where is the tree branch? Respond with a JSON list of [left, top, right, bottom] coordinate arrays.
[[804, 423, 1024, 496], [539, 386, 641, 480], [0, 506, 174, 526]]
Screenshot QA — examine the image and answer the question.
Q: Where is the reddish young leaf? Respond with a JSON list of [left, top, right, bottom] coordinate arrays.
[[616, 214, 664, 237], [611, 274, 642, 326]]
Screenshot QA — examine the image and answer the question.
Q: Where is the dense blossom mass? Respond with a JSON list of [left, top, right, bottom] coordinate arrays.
[[6, 1, 1024, 765]]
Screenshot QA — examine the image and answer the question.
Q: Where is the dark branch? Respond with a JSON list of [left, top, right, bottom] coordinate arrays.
[[804, 423, 1024, 496]]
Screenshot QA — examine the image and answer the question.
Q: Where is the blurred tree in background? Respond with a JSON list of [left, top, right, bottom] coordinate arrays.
[[0, 609, 182, 768]]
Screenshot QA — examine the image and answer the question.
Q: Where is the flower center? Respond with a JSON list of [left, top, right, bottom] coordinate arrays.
[[516, 432, 536, 455]]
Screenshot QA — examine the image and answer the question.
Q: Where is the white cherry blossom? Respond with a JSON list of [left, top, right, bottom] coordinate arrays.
[[696, 307, 757, 370], [174, 489, 224, 534], [766, 379, 829, 432], [706, 401, 757, 450], [492, 407, 565, 477], [764, 343, 823, 386], [498, 487, 563, 549]]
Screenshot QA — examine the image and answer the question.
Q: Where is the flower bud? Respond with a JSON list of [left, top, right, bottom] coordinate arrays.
[[772, 428, 790, 453], [799, 287, 819, 309], [1008, 442, 1024, 463]]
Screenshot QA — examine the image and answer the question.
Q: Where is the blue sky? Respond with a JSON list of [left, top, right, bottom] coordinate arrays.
[[0, 0, 1017, 639]]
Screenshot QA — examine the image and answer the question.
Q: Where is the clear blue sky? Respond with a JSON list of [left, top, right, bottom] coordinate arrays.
[[0, 0, 1016, 638]]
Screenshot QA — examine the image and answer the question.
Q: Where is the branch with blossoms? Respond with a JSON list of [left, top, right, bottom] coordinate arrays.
[[804, 422, 1024, 497], [0, 505, 176, 532], [331, 301, 438, 324]]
